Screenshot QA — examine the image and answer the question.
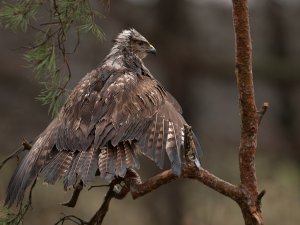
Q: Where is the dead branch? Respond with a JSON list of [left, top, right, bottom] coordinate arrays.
[[257, 102, 269, 125], [54, 214, 87, 225], [87, 178, 128, 225], [0, 140, 32, 170], [55, 177, 129, 225], [6, 179, 36, 224], [61, 181, 84, 208]]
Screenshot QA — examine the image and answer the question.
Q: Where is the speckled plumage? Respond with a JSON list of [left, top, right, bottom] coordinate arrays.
[[5, 29, 201, 207]]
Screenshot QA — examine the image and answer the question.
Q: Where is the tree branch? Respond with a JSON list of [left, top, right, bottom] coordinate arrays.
[[232, 0, 258, 195], [87, 178, 128, 225], [232, 0, 264, 224], [0, 140, 32, 170], [125, 167, 241, 201], [61, 180, 84, 208]]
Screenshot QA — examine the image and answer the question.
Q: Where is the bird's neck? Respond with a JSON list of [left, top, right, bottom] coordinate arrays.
[[103, 45, 145, 72]]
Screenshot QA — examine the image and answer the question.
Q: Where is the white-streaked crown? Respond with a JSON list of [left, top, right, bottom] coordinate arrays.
[[114, 28, 147, 45]]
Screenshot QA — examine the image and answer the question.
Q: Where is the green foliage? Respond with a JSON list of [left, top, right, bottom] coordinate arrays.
[[24, 42, 57, 76], [0, 1, 40, 32], [36, 75, 67, 118], [0, 202, 32, 225], [0, 0, 106, 116]]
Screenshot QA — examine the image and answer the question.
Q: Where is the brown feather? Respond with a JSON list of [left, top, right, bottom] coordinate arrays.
[[80, 146, 99, 184], [41, 150, 73, 184], [5, 29, 202, 207]]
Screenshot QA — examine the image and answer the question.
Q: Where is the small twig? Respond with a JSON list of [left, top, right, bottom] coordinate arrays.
[[67, 28, 81, 55], [257, 102, 269, 125], [87, 183, 115, 225], [7, 179, 37, 224], [0, 140, 32, 170], [61, 180, 84, 208], [87, 177, 129, 225], [54, 214, 88, 225], [256, 189, 266, 210], [54, 177, 129, 225], [22, 139, 33, 151], [88, 184, 110, 191], [40, 21, 61, 26]]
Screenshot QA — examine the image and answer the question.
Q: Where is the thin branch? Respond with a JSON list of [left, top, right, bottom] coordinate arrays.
[[7, 179, 37, 224], [0, 140, 32, 170], [87, 177, 130, 225], [256, 189, 266, 211], [88, 184, 110, 191], [61, 180, 84, 208], [87, 183, 116, 225], [40, 21, 61, 26], [54, 214, 87, 225]]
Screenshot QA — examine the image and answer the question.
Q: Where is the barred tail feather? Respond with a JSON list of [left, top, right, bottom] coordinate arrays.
[[80, 146, 99, 184], [116, 144, 126, 177], [99, 144, 115, 180], [63, 151, 84, 189], [165, 122, 181, 175], [40, 150, 73, 185], [123, 141, 139, 168]]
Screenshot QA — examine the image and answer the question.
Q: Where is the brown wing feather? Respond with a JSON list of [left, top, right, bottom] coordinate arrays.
[[79, 146, 99, 184], [40, 150, 73, 184], [5, 52, 201, 207]]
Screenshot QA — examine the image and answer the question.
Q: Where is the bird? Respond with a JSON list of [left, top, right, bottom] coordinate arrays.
[[5, 28, 201, 207]]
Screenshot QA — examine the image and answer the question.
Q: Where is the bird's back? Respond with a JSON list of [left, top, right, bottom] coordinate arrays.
[[5, 29, 202, 207]]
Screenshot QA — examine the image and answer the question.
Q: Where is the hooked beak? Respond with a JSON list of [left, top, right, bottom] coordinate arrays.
[[147, 44, 157, 55]]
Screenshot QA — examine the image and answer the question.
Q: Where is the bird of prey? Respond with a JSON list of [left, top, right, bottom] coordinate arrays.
[[5, 28, 201, 207]]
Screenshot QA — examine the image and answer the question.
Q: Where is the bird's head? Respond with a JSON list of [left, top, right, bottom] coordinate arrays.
[[114, 28, 156, 59]]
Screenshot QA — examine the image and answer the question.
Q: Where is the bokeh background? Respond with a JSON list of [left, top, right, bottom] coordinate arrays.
[[1, 0, 300, 224]]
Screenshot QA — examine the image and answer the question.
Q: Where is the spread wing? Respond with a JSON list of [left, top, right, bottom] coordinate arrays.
[[5, 68, 201, 207]]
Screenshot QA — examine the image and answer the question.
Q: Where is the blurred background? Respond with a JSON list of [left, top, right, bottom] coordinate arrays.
[[0, 0, 300, 224]]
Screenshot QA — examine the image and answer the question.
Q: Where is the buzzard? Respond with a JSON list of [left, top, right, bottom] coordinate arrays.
[[5, 29, 201, 207]]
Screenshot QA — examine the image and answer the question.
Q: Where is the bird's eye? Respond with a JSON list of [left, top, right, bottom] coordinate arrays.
[[138, 41, 144, 46]]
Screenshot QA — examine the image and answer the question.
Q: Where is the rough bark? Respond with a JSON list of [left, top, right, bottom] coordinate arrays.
[[232, 0, 264, 224]]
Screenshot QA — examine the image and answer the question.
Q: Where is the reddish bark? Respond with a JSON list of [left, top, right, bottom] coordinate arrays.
[[232, 0, 264, 224]]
